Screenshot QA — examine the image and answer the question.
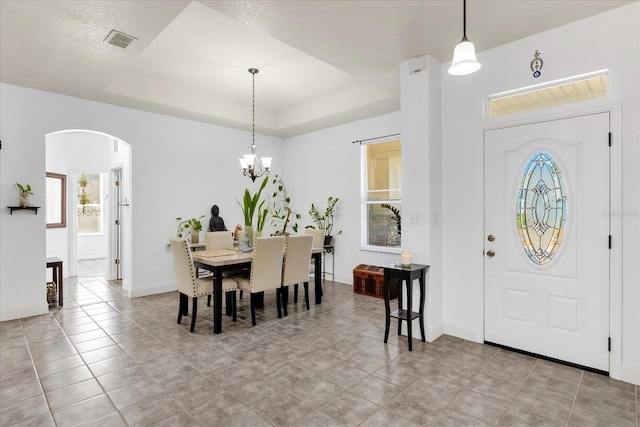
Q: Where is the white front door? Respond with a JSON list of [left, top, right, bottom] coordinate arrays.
[[484, 113, 610, 371]]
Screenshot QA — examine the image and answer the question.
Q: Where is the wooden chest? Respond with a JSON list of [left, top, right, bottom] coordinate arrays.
[[353, 264, 399, 299]]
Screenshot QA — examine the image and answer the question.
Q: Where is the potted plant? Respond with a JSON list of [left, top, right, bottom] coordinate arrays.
[[237, 176, 269, 245], [270, 174, 300, 235], [306, 196, 342, 245], [78, 173, 92, 214], [381, 203, 401, 236], [15, 183, 33, 208], [176, 215, 206, 244]]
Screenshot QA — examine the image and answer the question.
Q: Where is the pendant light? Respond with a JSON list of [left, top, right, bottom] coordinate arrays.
[[448, 0, 481, 75], [239, 68, 271, 182]]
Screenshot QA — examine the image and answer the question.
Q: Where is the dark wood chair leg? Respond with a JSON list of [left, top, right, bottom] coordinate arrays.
[[231, 291, 237, 322], [282, 286, 289, 316], [250, 293, 257, 326], [183, 294, 189, 315], [397, 283, 403, 336], [190, 297, 198, 332], [303, 282, 310, 310], [177, 293, 186, 324], [225, 292, 234, 316], [207, 295, 211, 307], [294, 283, 298, 303], [276, 288, 283, 318]]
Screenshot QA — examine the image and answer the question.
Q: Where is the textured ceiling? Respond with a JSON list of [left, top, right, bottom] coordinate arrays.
[[0, 0, 635, 137]]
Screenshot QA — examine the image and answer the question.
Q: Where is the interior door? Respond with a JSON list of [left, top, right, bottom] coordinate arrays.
[[484, 113, 610, 371], [110, 167, 123, 280]]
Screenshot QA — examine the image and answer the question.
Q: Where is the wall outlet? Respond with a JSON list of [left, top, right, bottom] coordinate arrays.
[[409, 212, 422, 225]]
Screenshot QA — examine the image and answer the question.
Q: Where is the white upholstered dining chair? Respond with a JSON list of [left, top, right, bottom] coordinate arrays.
[[305, 228, 324, 249], [282, 234, 315, 312], [205, 231, 233, 250], [233, 236, 286, 326], [204, 231, 237, 306], [170, 238, 238, 332], [302, 228, 325, 301]]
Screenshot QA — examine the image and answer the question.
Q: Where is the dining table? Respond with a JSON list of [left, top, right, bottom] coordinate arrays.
[[192, 247, 323, 333]]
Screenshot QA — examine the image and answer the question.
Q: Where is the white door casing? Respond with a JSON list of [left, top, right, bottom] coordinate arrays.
[[484, 113, 610, 372]]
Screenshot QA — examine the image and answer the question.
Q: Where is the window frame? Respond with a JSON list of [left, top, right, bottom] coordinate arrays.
[[360, 139, 402, 254]]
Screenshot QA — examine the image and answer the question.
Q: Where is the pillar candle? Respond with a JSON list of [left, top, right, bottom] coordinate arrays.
[[401, 252, 411, 266]]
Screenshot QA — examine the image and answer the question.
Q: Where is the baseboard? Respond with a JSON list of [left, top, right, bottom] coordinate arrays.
[[128, 282, 176, 298], [443, 320, 479, 342], [397, 320, 444, 343], [621, 364, 640, 386], [425, 320, 444, 342], [334, 276, 350, 285], [0, 302, 49, 322]]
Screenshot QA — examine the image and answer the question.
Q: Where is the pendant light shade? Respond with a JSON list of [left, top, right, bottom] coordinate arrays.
[[448, 0, 481, 76]]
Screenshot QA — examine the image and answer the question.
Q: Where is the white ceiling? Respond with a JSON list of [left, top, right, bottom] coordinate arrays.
[[1, 0, 635, 137]]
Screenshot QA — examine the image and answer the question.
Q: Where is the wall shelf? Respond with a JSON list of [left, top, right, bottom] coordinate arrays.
[[7, 206, 40, 215]]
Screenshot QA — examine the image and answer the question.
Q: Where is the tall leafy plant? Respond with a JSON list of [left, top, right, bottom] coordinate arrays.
[[238, 176, 269, 228], [270, 174, 300, 235]]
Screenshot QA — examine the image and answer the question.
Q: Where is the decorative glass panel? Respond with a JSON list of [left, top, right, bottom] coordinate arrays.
[[77, 172, 104, 235], [516, 152, 566, 265]]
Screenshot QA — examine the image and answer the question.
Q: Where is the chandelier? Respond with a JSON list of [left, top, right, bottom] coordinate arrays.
[[240, 68, 271, 182]]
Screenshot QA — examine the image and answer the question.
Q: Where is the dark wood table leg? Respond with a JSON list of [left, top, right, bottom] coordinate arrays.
[[313, 252, 322, 304], [56, 263, 63, 307], [397, 280, 403, 336], [384, 269, 391, 343], [406, 279, 413, 351], [419, 272, 426, 342], [213, 270, 223, 334]]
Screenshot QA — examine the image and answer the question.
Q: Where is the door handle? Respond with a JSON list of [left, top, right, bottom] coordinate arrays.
[[486, 250, 496, 257]]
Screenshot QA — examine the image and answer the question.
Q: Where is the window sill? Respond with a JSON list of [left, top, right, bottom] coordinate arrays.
[[361, 245, 402, 254]]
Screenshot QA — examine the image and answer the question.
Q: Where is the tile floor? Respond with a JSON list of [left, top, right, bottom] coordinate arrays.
[[1, 262, 638, 426]]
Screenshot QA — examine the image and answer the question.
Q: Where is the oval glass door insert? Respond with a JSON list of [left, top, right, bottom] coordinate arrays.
[[516, 152, 567, 265]]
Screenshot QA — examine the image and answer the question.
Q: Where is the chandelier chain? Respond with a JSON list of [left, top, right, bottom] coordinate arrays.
[[252, 69, 256, 148]]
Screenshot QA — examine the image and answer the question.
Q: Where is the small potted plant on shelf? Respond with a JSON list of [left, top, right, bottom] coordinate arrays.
[[176, 215, 206, 244], [306, 196, 342, 245], [15, 183, 33, 207]]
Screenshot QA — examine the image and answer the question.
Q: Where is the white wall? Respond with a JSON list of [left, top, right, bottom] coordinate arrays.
[[282, 54, 445, 343], [281, 111, 402, 283], [441, 3, 639, 384], [1, 83, 283, 319]]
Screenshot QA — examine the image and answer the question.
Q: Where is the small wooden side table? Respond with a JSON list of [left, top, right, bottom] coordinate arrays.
[[383, 263, 430, 351], [46, 257, 63, 307]]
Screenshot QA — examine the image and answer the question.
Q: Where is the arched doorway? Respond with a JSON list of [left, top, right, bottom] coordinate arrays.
[[45, 130, 132, 286]]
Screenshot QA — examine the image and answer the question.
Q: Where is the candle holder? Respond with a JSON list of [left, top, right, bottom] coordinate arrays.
[[401, 251, 411, 267]]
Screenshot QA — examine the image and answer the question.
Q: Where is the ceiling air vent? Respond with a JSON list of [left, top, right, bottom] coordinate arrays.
[[104, 30, 137, 49]]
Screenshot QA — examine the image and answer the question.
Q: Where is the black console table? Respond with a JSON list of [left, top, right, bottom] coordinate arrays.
[[383, 263, 430, 351]]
